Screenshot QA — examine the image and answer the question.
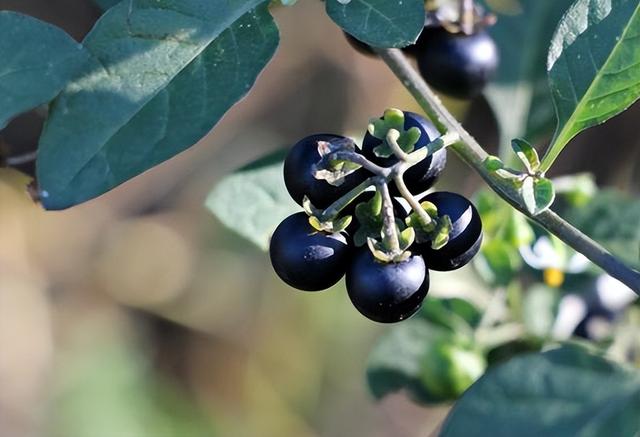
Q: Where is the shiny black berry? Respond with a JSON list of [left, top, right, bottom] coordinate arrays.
[[362, 111, 447, 195], [414, 191, 483, 271], [416, 28, 498, 99], [284, 134, 367, 209], [346, 250, 430, 323], [269, 212, 351, 291]]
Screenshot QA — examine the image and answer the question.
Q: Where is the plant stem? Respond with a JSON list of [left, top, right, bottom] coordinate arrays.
[[375, 47, 640, 294], [459, 0, 475, 35], [320, 176, 375, 221], [378, 181, 401, 253], [394, 172, 433, 226], [331, 151, 390, 176], [4, 151, 38, 166]]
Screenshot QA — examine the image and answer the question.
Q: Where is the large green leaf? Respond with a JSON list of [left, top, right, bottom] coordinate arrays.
[[441, 346, 640, 437], [37, 0, 278, 210], [541, 0, 640, 172], [205, 151, 300, 251], [0, 12, 89, 129], [325, 0, 424, 48], [484, 0, 575, 152]]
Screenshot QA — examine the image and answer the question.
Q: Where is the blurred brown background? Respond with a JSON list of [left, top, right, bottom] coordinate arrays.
[[1, 1, 639, 437]]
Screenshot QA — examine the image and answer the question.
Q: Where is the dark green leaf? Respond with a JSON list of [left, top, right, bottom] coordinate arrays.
[[485, 0, 575, 149], [0, 12, 90, 129], [326, 0, 424, 48], [543, 0, 640, 168], [37, 1, 278, 209], [441, 346, 640, 437], [205, 151, 299, 251]]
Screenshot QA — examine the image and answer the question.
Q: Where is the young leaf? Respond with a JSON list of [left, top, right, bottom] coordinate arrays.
[[440, 346, 640, 437], [483, 155, 504, 172], [326, 0, 425, 48], [542, 0, 640, 170], [205, 151, 299, 251], [521, 176, 555, 215], [37, 1, 278, 210], [511, 138, 540, 173], [0, 12, 90, 129]]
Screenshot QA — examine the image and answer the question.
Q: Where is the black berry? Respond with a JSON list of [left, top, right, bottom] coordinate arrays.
[[346, 249, 430, 323], [362, 111, 447, 195], [414, 191, 483, 271], [284, 134, 367, 209], [416, 28, 498, 99], [269, 212, 351, 291]]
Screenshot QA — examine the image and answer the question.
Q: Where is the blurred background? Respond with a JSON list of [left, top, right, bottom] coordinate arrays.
[[1, 1, 640, 437]]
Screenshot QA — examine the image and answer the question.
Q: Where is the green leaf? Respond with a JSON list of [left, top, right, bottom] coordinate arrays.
[[485, 0, 575, 151], [205, 151, 299, 251], [0, 12, 90, 129], [511, 138, 540, 173], [367, 299, 485, 405], [521, 176, 555, 215], [542, 0, 640, 171], [325, 0, 425, 48], [475, 239, 522, 287], [419, 297, 482, 332], [565, 190, 640, 268], [37, 1, 278, 210], [440, 346, 640, 437], [366, 318, 455, 404]]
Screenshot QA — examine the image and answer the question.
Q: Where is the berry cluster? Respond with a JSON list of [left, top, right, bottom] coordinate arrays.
[[269, 109, 483, 323], [344, 3, 498, 100]]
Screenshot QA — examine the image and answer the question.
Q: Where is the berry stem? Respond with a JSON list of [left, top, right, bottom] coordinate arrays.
[[330, 151, 390, 177], [394, 172, 433, 227], [385, 129, 411, 161], [320, 176, 376, 221], [378, 181, 401, 254], [459, 0, 475, 35], [4, 150, 38, 166], [374, 47, 640, 294]]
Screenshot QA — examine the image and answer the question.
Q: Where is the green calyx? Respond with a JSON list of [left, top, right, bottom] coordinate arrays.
[[368, 108, 421, 158], [303, 195, 352, 233], [367, 227, 415, 264], [405, 201, 452, 250], [312, 137, 362, 187]]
